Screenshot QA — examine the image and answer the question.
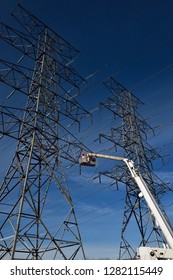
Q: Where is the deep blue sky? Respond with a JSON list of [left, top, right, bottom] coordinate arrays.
[[0, 0, 173, 259]]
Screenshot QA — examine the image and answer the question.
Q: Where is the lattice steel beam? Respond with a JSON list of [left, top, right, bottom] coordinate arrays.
[[0, 5, 90, 260], [98, 76, 172, 259]]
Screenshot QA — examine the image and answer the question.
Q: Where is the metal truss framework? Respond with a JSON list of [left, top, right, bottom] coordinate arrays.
[[0, 4, 91, 260], [98, 77, 172, 259]]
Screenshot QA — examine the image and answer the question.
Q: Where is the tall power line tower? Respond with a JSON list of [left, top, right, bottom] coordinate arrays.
[[98, 76, 172, 259], [0, 5, 90, 260]]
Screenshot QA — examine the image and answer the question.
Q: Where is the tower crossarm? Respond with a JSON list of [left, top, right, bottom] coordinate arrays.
[[11, 4, 79, 62]]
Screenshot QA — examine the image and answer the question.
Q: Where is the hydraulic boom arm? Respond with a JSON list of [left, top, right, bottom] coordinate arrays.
[[82, 153, 173, 250]]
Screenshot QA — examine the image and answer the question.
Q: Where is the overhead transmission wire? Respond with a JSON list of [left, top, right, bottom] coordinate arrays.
[[84, 58, 173, 146], [76, 57, 173, 164], [75, 2, 173, 101], [77, 12, 173, 96], [5, 181, 123, 230], [0, 153, 122, 224], [1, 7, 173, 233], [0, 93, 118, 226], [77, 0, 173, 75], [68, 73, 172, 222], [1, 10, 173, 158], [43, 195, 125, 233], [38, 175, 126, 231], [0, 85, 170, 221], [76, 44, 173, 217]]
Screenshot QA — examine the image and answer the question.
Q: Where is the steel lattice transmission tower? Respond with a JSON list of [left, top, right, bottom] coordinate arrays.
[[0, 5, 90, 260], [98, 76, 172, 259]]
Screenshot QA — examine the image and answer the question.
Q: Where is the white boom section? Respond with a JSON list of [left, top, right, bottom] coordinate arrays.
[[87, 153, 173, 249]]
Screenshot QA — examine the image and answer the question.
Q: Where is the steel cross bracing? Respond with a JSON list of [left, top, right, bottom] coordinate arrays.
[[0, 4, 91, 260], [97, 76, 172, 259]]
